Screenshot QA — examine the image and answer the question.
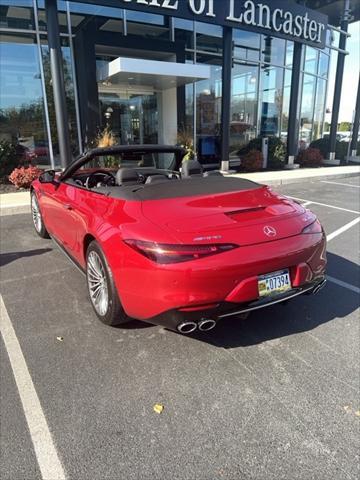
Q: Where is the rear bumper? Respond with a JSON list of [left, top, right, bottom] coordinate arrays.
[[113, 232, 327, 320], [147, 277, 327, 331]]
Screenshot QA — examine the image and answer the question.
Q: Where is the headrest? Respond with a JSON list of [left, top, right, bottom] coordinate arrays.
[[181, 159, 203, 178], [145, 174, 168, 184], [116, 167, 139, 186]]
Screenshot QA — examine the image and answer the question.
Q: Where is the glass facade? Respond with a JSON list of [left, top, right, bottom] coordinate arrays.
[[0, 1, 337, 170]]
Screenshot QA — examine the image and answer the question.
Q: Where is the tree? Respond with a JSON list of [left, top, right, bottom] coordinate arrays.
[[338, 121, 351, 132]]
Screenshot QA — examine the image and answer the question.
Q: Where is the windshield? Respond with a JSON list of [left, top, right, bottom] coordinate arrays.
[[78, 151, 177, 171]]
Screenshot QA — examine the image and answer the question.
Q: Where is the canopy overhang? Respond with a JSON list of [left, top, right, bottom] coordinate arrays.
[[97, 57, 211, 90]]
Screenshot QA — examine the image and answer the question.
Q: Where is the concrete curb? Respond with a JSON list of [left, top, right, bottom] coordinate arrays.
[[0, 191, 31, 217], [248, 171, 360, 186], [229, 166, 360, 186]]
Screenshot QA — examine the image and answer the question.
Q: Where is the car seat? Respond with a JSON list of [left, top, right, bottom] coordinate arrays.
[[181, 159, 203, 178], [116, 168, 139, 186]]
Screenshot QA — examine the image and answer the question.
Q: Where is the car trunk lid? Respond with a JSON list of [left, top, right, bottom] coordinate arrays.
[[141, 185, 308, 246]]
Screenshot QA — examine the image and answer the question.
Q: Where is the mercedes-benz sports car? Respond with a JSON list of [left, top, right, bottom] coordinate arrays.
[[31, 145, 326, 334]]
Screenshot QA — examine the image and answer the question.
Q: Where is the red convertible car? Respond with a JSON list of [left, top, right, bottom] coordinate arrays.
[[31, 145, 326, 334]]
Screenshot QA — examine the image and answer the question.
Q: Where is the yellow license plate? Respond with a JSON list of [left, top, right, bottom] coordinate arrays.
[[258, 269, 292, 297]]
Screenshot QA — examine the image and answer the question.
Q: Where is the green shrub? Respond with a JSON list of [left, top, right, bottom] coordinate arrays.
[[335, 141, 349, 161], [238, 136, 287, 169], [0, 140, 18, 180], [309, 138, 328, 158], [310, 137, 355, 161]]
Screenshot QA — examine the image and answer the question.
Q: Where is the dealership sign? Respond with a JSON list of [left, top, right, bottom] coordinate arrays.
[[81, 0, 328, 48]]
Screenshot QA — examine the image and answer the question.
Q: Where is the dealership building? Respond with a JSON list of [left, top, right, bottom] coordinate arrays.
[[0, 0, 359, 170]]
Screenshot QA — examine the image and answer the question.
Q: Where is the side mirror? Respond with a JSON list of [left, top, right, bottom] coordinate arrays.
[[39, 170, 56, 184]]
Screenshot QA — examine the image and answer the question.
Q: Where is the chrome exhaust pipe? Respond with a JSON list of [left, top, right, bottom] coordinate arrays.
[[312, 279, 327, 295], [177, 321, 197, 334], [198, 319, 217, 332]]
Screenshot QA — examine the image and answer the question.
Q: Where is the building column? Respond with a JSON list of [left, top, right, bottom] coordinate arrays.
[[45, 0, 71, 168], [220, 26, 232, 172], [286, 41, 302, 168], [328, 0, 350, 161], [73, 20, 99, 148], [176, 49, 186, 131], [350, 73, 360, 157]]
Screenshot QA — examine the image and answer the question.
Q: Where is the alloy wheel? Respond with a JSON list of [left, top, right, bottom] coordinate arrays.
[[87, 250, 109, 316], [31, 194, 42, 233]]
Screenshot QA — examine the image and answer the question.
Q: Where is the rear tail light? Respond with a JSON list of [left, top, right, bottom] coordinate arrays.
[[302, 219, 322, 234], [124, 240, 238, 264]]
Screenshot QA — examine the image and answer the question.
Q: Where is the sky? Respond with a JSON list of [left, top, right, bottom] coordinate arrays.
[[326, 21, 360, 123]]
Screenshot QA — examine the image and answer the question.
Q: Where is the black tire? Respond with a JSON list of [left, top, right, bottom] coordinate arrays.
[[86, 240, 129, 326], [31, 191, 50, 239]]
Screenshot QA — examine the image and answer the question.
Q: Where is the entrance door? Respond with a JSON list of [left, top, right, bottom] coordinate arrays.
[[99, 89, 158, 145]]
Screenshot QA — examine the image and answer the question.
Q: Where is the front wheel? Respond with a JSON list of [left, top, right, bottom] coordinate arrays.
[[31, 191, 49, 238], [86, 241, 129, 326]]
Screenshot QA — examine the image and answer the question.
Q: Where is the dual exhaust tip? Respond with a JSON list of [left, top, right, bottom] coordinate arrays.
[[177, 319, 217, 334]]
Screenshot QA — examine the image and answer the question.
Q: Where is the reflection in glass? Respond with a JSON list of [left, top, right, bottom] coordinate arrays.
[[195, 61, 222, 165], [174, 18, 194, 49], [262, 36, 285, 65], [260, 66, 284, 137], [0, 33, 51, 166], [185, 83, 194, 135], [284, 69, 292, 88], [98, 91, 158, 145], [0, 1, 35, 30], [37, 0, 72, 33], [230, 63, 258, 154], [196, 22, 222, 54], [312, 78, 326, 141], [281, 87, 291, 142], [285, 41, 293, 67], [126, 10, 169, 40], [318, 52, 329, 78], [300, 74, 316, 148], [233, 29, 260, 61], [304, 46, 318, 75], [41, 38, 79, 163]]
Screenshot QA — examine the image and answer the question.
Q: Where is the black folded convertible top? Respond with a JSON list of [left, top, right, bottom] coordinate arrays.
[[96, 176, 261, 201]]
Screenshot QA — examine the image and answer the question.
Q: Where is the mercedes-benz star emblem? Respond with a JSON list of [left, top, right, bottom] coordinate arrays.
[[263, 225, 277, 237]]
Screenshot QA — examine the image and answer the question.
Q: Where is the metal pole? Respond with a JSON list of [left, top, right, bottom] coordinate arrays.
[[220, 26, 232, 173], [45, 0, 72, 168], [328, 0, 350, 161], [350, 73, 360, 157], [286, 41, 302, 168]]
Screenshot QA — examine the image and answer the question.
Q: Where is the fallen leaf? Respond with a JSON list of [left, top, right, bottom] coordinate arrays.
[[343, 405, 351, 412], [56, 336, 64, 342], [153, 403, 164, 414], [355, 411, 360, 417]]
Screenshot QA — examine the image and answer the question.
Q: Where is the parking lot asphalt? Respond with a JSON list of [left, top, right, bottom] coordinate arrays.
[[1, 177, 359, 480]]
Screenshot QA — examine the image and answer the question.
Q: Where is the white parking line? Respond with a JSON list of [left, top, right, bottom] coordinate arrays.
[[321, 180, 360, 188], [302, 201, 313, 207], [0, 295, 66, 480], [326, 217, 360, 242], [289, 196, 360, 215], [326, 276, 360, 294]]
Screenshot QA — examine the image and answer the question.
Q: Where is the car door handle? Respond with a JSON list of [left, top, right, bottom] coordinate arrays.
[[64, 204, 73, 210]]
